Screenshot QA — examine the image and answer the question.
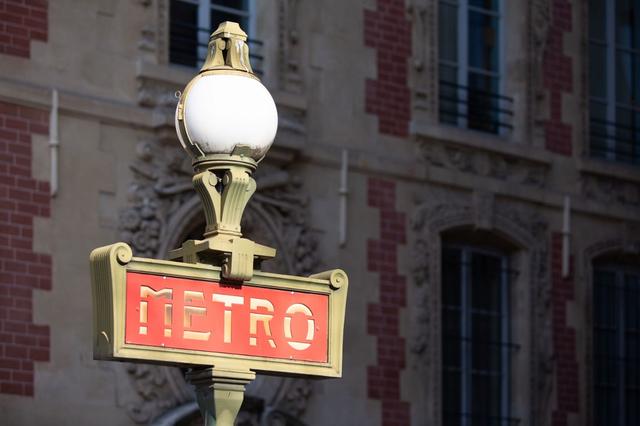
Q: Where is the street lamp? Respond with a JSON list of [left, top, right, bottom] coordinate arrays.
[[171, 21, 278, 283], [172, 21, 280, 425], [90, 22, 348, 426]]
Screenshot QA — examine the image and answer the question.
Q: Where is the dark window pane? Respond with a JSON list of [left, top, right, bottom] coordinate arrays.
[[615, 51, 638, 105], [471, 252, 502, 312], [614, 106, 640, 163], [468, 11, 499, 72], [589, 44, 608, 99], [589, 0, 607, 41], [443, 248, 462, 306], [439, 65, 460, 126], [616, 0, 640, 49], [213, 0, 248, 10], [589, 100, 610, 158], [467, 73, 500, 133], [439, 2, 458, 63], [443, 370, 461, 417], [169, 0, 198, 67], [211, 10, 249, 32], [469, 0, 499, 11]]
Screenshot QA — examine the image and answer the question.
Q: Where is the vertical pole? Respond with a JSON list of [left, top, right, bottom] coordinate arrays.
[[562, 195, 571, 278], [49, 89, 59, 197], [186, 367, 255, 426], [339, 149, 349, 247]]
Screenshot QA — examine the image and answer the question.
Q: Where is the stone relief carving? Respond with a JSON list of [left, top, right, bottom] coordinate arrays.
[[582, 174, 640, 208], [529, 0, 551, 138], [279, 0, 303, 93], [137, 78, 181, 111], [116, 136, 319, 424], [419, 140, 549, 188], [135, 0, 169, 64], [410, 199, 552, 426], [531, 0, 551, 96], [408, 0, 436, 114]]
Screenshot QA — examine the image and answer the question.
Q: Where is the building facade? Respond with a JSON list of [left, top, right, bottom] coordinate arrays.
[[0, 0, 639, 425]]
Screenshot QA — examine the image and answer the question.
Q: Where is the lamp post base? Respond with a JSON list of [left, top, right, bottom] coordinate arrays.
[[186, 367, 256, 426]]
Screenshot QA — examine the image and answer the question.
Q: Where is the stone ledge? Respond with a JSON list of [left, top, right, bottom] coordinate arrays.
[[577, 157, 640, 185], [410, 119, 553, 166], [0, 77, 155, 128]]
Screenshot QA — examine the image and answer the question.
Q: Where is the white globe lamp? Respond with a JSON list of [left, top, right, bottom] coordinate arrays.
[[175, 21, 278, 167]]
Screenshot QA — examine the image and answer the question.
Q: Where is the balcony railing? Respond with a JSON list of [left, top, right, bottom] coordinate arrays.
[[589, 117, 640, 165], [169, 19, 264, 76], [439, 80, 514, 135]]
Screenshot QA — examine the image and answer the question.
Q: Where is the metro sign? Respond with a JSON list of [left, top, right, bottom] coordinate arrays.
[[90, 243, 348, 377], [126, 272, 328, 363]]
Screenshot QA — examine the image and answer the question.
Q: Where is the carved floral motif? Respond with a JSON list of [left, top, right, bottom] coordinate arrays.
[[582, 174, 640, 208], [419, 141, 549, 188]]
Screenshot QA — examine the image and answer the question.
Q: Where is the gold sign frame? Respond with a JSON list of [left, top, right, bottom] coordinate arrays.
[[90, 243, 348, 378]]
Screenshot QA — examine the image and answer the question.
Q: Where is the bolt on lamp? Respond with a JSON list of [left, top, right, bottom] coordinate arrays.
[[170, 21, 278, 282]]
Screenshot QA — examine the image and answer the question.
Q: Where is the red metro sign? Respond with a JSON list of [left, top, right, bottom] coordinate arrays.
[[126, 272, 328, 363], [90, 243, 348, 378]]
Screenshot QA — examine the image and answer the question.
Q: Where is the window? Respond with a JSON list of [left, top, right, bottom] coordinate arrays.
[[589, 0, 640, 164], [593, 265, 640, 426], [438, 0, 513, 134], [169, 0, 262, 72], [442, 246, 517, 425]]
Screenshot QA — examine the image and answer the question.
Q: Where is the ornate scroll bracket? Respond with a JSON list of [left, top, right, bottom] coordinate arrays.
[[168, 154, 276, 282]]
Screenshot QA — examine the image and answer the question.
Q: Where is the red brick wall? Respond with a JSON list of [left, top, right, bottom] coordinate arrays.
[[367, 178, 410, 426], [0, 0, 48, 58], [542, 0, 573, 156], [364, 0, 412, 138], [551, 233, 579, 426], [0, 101, 51, 396]]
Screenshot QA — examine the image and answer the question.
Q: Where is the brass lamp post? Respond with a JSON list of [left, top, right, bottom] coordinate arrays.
[[172, 22, 279, 425], [89, 22, 348, 426]]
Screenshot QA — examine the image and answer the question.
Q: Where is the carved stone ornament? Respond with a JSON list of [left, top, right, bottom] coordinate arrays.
[[278, 0, 303, 93], [581, 173, 640, 208], [410, 199, 552, 426], [407, 0, 436, 114], [419, 139, 549, 188], [529, 0, 551, 138], [115, 135, 320, 425]]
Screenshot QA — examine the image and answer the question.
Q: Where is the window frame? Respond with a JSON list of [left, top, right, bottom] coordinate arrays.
[[588, 0, 640, 163], [442, 244, 513, 426], [438, 0, 509, 134], [592, 263, 640, 426]]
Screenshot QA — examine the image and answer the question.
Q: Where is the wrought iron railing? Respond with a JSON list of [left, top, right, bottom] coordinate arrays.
[[589, 116, 640, 165], [169, 19, 264, 76], [439, 80, 514, 135]]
